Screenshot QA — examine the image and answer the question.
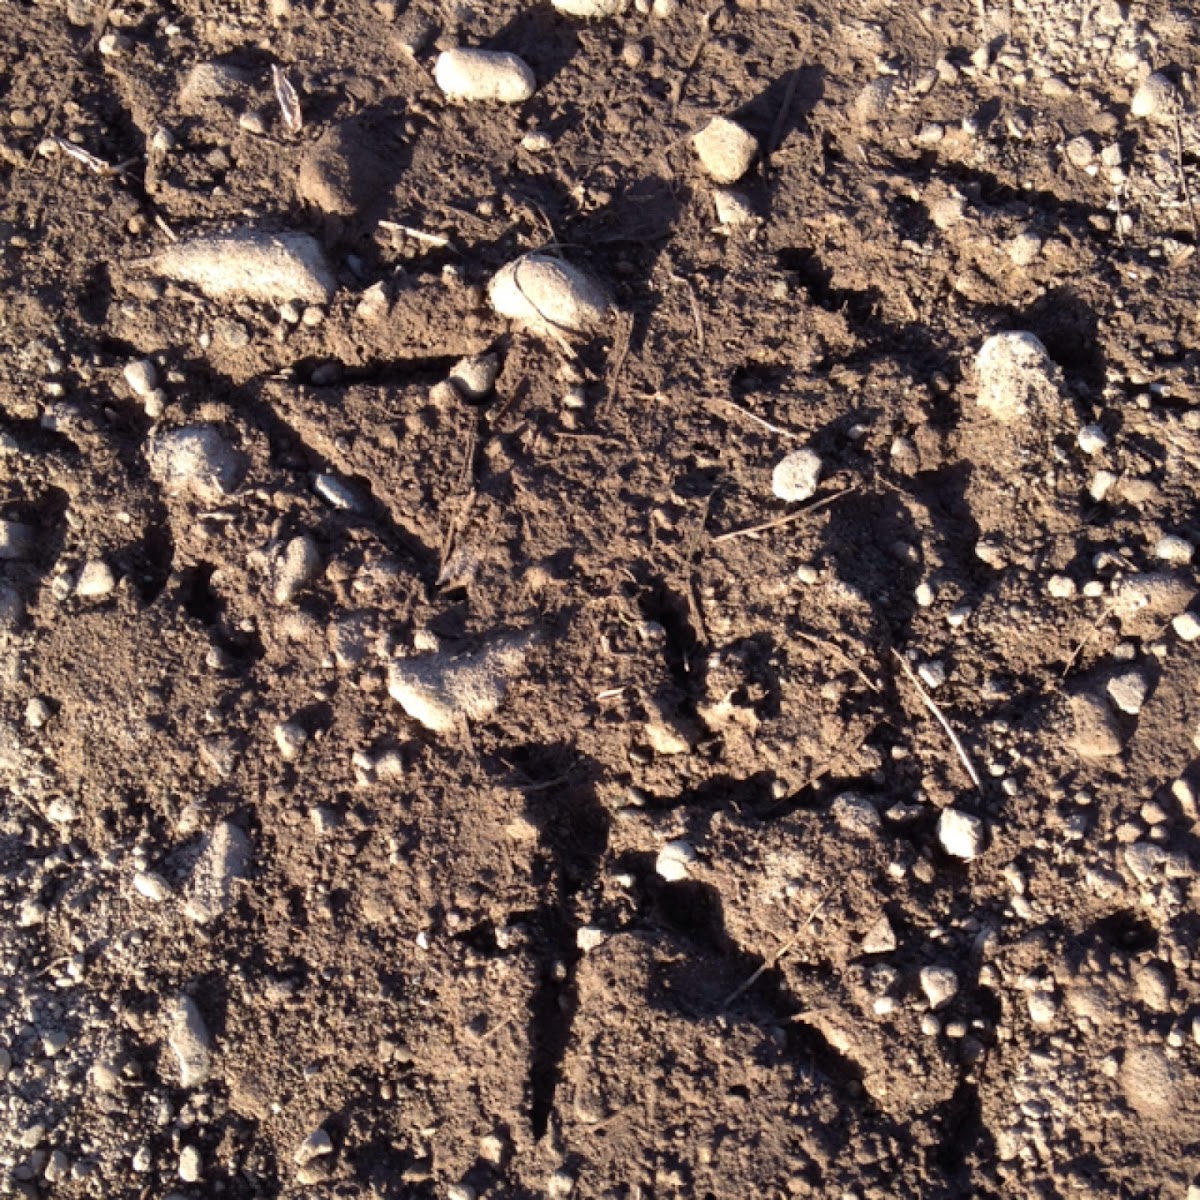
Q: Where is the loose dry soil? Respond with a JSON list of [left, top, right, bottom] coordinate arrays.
[[3, 0, 1200, 1197]]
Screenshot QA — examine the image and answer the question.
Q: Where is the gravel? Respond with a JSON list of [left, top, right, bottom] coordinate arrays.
[[920, 966, 959, 1010], [1106, 669, 1148, 716], [146, 425, 246, 498], [655, 839, 696, 882], [122, 359, 158, 397], [974, 331, 1061, 422], [1130, 71, 1177, 121], [937, 808, 985, 860], [551, 0, 626, 14], [272, 534, 322, 604], [75, 559, 116, 598]]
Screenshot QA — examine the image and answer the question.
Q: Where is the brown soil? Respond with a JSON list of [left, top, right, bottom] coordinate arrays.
[[2, 0, 1200, 1197]]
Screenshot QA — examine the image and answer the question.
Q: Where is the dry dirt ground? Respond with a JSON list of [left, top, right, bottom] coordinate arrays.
[[3, 0, 1200, 1197]]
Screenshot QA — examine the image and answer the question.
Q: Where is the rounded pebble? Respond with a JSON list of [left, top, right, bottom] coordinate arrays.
[[435, 49, 536, 104], [772, 448, 823, 502], [489, 254, 610, 340], [693, 117, 758, 184]]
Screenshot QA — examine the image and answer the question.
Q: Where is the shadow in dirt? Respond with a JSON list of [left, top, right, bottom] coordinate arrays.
[[1017, 287, 1107, 395], [735, 65, 827, 161], [491, 7, 580, 91], [497, 745, 608, 1140], [819, 486, 924, 644]]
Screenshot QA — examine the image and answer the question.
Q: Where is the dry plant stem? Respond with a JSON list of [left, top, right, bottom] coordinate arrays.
[[604, 311, 634, 411], [891, 648, 983, 792], [1060, 603, 1113, 681], [712, 395, 800, 440], [711, 486, 854, 543], [795, 629, 881, 693], [378, 221, 451, 248], [682, 493, 714, 648], [1173, 109, 1200, 244], [766, 69, 800, 158], [271, 65, 304, 134], [720, 882, 840, 1012]]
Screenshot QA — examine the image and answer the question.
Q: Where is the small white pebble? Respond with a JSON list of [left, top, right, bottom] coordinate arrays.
[[1077, 424, 1108, 455], [132, 871, 171, 902], [435, 48, 536, 103], [1154, 535, 1193, 564], [1026, 990, 1057, 1025], [772, 448, 823, 503], [521, 130, 554, 153], [178, 1146, 202, 1184], [123, 359, 159, 397], [1046, 574, 1076, 598], [693, 116, 758, 184], [917, 660, 946, 689], [547, 1170, 575, 1199], [1089, 470, 1117, 502], [98, 31, 130, 55], [76, 559, 116, 597], [1172, 612, 1200, 642], [576, 926, 607, 953], [294, 1128, 333, 1165], [938, 808, 984, 860], [1131, 71, 1176, 121], [920, 965, 959, 1010], [915, 582, 935, 608], [655, 839, 696, 882], [274, 720, 308, 761]]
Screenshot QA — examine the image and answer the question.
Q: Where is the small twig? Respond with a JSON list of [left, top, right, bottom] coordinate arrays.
[[668, 272, 706, 354], [604, 311, 634, 411], [50, 137, 139, 178], [710, 395, 801, 440], [766, 69, 800, 158], [710, 487, 854, 543], [720, 882, 840, 1011], [794, 630, 880, 694], [891, 648, 982, 792], [378, 220, 452, 248], [1172, 107, 1199, 245], [154, 213, 179, 242], [1059, 603, 1114, 681], [682, 492, 714, 648]]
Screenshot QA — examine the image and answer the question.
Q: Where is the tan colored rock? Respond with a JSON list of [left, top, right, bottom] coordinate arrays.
[[435, 49, 535, 103], [388, 631, 537, 733], [1068, 693, 1123, 758], [693, 116, 758, 184], [975, 331, 1061, 422], [489, 254, 610, 340], [145, 229, 336, 304]]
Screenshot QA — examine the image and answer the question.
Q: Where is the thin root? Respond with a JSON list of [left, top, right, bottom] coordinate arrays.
[[891, 648, 983, 792], [711, 487, 854, 543]]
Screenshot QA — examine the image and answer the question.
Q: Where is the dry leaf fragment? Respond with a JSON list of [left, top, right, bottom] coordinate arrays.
[[271, 64, 303, 134]]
